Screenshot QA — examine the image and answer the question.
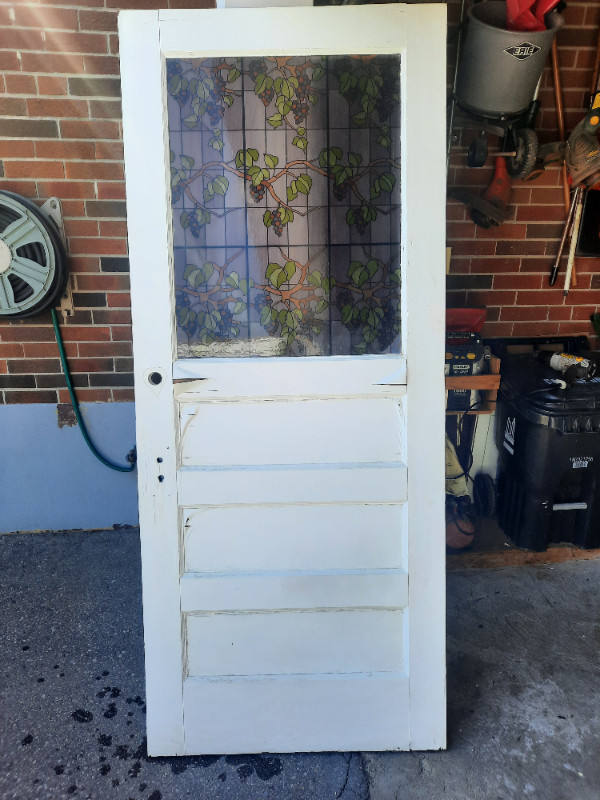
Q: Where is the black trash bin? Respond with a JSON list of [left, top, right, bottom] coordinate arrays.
[[495, 354, 600, 551]]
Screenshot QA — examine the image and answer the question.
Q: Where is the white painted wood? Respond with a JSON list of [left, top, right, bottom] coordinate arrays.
[[121, 3, 447, 755], [401, 4, 447, 751], [186, 609, 404, 677], [173, 356, 407, 398], [177, 462, 408, 506], [180, 570, 408, 612], [118, 10, 185, 757], [179, 398, 404, 467], [182, 673, 410, 754], [183, 504, 404, 573]]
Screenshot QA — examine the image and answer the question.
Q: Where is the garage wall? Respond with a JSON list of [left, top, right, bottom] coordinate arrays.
[[446, 0, 600, 344]]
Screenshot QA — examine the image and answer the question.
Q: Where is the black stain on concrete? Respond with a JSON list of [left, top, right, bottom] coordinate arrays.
[[21, 734, 33, 746], [225, 754, 283, 781], [148, 791, 162, 800], [72, 709, 93, 723], [67, 785, 77, 794], [100, 764, 111, 776], [98, 734, 112, 747], [54, 765, 65, 775], [104, 702, 118, 719]]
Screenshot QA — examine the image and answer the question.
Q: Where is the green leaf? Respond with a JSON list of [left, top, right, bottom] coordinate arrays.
[[254, 73, 267, 94], [331, 147, 343, 160], [267, 113, 283, 129], [264, 153, 279, 169], [348, 152, 362, 168], [248, 148, 259, 162], [285, 310, 296, 329], [390, 269, 402, 286], [312, 65, 324, 81], [370, 180, 381, 200], [252, 170, 263, 187], [315, 299, 328, 314], [180, 211, 190, 228], [287, 181, 298, 202], [223, 94, 234, 108], [296, 174, 312, 194], [212, 175, 229, 196], [233, 301, 246, 314], [339, 72, 351, 94], [364, 328, 377, 343], [204, 184, 215, 204], [278, 309, 287, 324], [308, 93, 318, 106], [297, 127, 306, 136], [348, 261, 363, 281], [366, 259, 378, 279], [227, 68, 241, 83], [263, 210, 272, 228], [181, 155, 195, 170], [201, 262, 215, 282], [225, 271, 240, 289], [379, 172, 396, 193], [281, 79, 293, 99], [288, 76, 299, 90], [260, 306, 271, 325], [345, 209, 355, 227], [284, 260, 296, 281], [205, 313, 217, 332], [342, 305, 354, 325], [266, 262, 280, 282], [274, 78, 283, 94], [183, 263, 197, 281], [183, 114, 198, 129], [209, 136, 224, 152], [352, 111, 367, 127], [235, 150, 245, 169], [307, 270, 322, 288]]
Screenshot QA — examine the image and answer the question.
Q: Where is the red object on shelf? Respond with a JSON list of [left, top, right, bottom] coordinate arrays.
[[506, 0, 558, 31], [446, 307, 487, 334]]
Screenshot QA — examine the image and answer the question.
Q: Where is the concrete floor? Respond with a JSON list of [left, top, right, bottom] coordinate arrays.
[[1, 529, 598, 800]]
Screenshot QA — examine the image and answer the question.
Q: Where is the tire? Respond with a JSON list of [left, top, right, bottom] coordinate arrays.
[[473, 472, 496, 518], [467, 135, 488, 168], [0, 191, 69, 319], [506, 128, 538, 181]]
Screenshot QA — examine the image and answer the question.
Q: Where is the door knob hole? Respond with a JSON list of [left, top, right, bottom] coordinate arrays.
[[148, 371, 163, 386]]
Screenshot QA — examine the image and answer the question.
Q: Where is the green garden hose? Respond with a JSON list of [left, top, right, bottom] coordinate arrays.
[[51, 308, 136, 473]]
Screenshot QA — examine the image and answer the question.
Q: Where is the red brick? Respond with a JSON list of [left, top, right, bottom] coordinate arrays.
[[70, 357, 114, 372], [95, 141, 124, 161], [0, 343, 24, 357], [547, 305, 573, 321], [446, 221, 476, 239], [495, 241, 547, 256], [106, 292, 131, 308], [60, 201, 87, 218], [64, 218, 100, 238], [60, 120, 120, 140], [467, 290, 517, 308], [5, 74, 37, 95], [512, 321, 559, 336], [0, 360, 7, 374], [4, 390, 58, 404], [78, 341, 131, 357], [0, 97, 27, 116], [96, 182, 126, 200], [23, 341, 76, 359], [468, 257, 522, 274], [82, 55, 120, 75], [36, 180, 94, 199], [571, 304, 600, 320], [76, 274, 129, 291], [112, 389, 135, 401], [67, 255, 101, 272], [93, 309, 132, 325], [481, 321, 514, 337], [44, 30, 108, 55], [516, 205, 568, 222], [449, 240, 496, 257], [4, 161, 65, 179], [36, 140, 95, 160], [98, 221, 127, 240], [58, 388, 112, 402], [0, 326, 56, 343], [68, 237, 128, 256], [21, 52, 85, 74], [558, 321, 595, 336], [58, 326, 111, 342], [8, 358, 62, 374], [476, 224, 527, 241], [27, 98, 89, 119], [78, 9, 119, 32], [494, 274, 543, 290], [88, 99, 122, 119], [65, 161, 124, 180], [501, 306, 548, 322], [37, 76, 69, 96], [517, 289, 566, 305], [0, 28, 45, 50], [13, 5, 79, 29], [0, 180, 37, 196], [0, 52, 21, 72], [0, 141, 35, 159]]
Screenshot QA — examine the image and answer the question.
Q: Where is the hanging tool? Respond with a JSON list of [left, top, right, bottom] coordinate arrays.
[[470, 156, 512, 228], [563, 188, 584, 296], [536, 349, 597, 385], [549, 185, 580, 286]]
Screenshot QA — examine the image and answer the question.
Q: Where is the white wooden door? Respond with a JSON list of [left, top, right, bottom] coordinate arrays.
[[120, 4, 446, 756]]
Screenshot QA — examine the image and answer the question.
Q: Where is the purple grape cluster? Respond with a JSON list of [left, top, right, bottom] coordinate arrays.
[[292, 68, 311, 124], [168, 60, 190, 107], [255, 292, 278, 335], [250, 184, 265, 203], [333, 182, 348, 202], [216, 307, 234, 337]]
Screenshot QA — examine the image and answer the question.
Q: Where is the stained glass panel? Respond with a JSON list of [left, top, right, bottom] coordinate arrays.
[[167, 54, 401, 357]]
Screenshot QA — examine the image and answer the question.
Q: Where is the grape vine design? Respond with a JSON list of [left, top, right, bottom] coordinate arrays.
[[168, 54, 401, 355]]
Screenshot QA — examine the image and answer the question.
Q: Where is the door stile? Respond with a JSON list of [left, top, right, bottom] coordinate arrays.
[[401, 4, 447, 750], [120, 10, 186, 755]]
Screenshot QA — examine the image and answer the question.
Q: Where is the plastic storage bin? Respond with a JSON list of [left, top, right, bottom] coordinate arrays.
[[495, 354, 600, 551]]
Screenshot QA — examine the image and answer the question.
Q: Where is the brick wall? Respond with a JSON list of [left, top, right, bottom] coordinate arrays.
[[0, 1, 597, 407], [0, 0, 212, 405], [447, 0, 600, 345]]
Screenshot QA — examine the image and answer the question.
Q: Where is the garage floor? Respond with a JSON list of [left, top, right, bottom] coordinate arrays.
[[1, 528, 599, 800]]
